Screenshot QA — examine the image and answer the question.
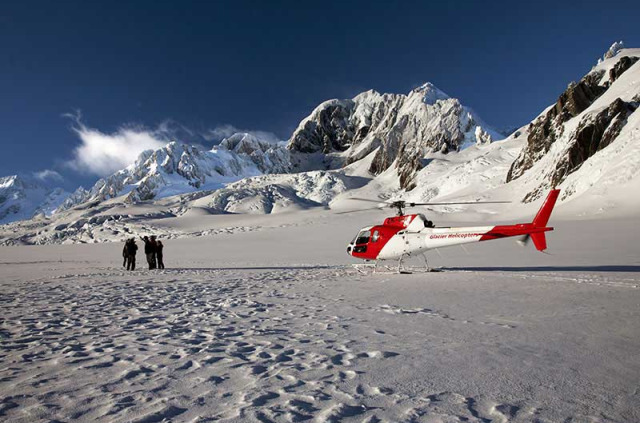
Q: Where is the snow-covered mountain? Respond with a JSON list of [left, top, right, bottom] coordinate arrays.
[[506, 45, 640, 202], [0, 175, 69, 224], [59, 135, 290, 210], [288, 82, 503, 190]]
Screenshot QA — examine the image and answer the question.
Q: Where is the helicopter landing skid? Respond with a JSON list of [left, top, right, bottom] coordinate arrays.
[[352, 264, 442, 275], [352, 256, 442, 275]]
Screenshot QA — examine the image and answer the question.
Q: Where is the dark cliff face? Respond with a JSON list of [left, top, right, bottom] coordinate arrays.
[[507, 70, 607, 183], [507, 56, 639, 198], [288, 101, 357, 154], [523, 97, 638, 202], [549, 99, 637, 187]]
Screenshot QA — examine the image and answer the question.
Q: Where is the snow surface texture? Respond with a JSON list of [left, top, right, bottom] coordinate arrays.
[[204, 170, 370, 214], [1, 209, 639, 422]]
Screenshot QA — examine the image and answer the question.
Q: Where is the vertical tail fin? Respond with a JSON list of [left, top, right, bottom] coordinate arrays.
[[524, 189, 560, 252], [532, 189, 560, 228], [530, 233, 547, 251]]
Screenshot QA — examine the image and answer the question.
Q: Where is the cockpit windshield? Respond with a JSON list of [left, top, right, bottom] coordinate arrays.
[[354, 230, 371, 245]]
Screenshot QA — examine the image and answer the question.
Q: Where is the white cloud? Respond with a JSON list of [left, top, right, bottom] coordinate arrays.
[[63, 112, 283, 176], [206, 124, 283, 144], [33, 169, 63, 182], [65, 113, 168, 176]]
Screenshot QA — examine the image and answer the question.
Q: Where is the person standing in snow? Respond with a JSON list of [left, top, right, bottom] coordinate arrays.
[[150, 235, 158, 269], [141, 236, 156, 270], [156, 240, 165, 269], [122, 240, 129, 268], [126, 238, 138, 271]]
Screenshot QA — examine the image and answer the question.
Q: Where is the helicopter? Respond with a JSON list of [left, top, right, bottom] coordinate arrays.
[[344, 189, 560, 273]]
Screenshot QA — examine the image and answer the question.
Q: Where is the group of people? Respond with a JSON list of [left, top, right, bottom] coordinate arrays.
[[122, 236, 165, 271]]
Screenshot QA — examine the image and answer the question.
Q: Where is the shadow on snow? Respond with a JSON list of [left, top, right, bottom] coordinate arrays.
[[443, 265, 640, 273]]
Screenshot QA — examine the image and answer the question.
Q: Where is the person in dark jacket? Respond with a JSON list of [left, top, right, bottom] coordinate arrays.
[[126, 238, 138, 271], [150, 236, 158, 269], [141, 236, 156, 270], [122, 240, 128, 267], [156, 240, 165, 269]]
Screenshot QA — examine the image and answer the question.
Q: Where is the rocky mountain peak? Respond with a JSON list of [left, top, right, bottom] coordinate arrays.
[[411, 82, 451, 104], [601, 41, 625, 62], [288, 85, 501, 190]]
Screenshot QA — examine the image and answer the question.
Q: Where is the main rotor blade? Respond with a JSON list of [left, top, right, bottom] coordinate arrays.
[[346, 197, 389, 204], [409, 201, 512, 206], [344, 197, 512, 207], [334, 205, 386, 215]]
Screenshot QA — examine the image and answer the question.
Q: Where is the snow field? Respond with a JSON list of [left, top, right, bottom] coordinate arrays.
[[1, 213, 639, 422]]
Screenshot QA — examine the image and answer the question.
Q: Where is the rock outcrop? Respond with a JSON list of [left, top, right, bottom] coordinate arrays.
[[609, 56, 639, 83], [548, 98, 637, 189], [506, 70, 608, 182]]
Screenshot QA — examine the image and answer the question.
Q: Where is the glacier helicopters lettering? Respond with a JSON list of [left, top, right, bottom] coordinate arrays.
[[343, 190, 560, 273]]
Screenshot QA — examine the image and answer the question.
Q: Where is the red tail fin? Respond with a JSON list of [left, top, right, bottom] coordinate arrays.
[[527, 189, 560, 251], [532, 189, 560, 228], [530, 233, 547, 251]]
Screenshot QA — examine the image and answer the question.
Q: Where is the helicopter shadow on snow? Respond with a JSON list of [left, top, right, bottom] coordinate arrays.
[[442, 265, 640, 273]]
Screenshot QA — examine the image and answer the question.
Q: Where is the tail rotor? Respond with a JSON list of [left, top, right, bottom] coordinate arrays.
[[517, 234, 531, 247]]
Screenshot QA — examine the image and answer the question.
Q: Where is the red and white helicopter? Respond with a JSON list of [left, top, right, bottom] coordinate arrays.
[[344, 189, 560, 273]]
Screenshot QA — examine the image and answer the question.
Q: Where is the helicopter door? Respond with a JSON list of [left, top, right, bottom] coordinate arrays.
[[401, 231, 424, 255]]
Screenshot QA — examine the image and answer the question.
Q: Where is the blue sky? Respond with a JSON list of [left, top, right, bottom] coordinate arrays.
[[1, 0, 639, 189]]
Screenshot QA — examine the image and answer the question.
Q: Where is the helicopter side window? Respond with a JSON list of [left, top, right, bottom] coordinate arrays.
[[372, 230, 380, 242], [355, 230, 371, 245]]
